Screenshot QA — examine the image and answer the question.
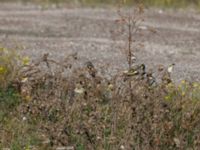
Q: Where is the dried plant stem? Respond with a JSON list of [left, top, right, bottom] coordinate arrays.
[[128, 15, 132, 70], [127, 11, 134, 101]]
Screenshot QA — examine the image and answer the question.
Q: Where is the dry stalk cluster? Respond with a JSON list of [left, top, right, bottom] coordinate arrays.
[[10, 52, 199, 149]]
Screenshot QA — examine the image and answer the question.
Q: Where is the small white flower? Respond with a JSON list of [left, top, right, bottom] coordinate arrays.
[[173, 138, 180, 148], [22, 116, 27, 121], [2, 148, 10, 150], [123, 70, 128, 74], [158, 9, 163, 14], [120, 145, 125, 150], [42, 139, 50, 144], [21, 77, 28, 83], [74, 87, 85, 94], [139, 25, 147, 30]]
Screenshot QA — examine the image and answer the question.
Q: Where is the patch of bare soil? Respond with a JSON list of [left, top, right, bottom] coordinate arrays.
[[0, 3, 199, 82]]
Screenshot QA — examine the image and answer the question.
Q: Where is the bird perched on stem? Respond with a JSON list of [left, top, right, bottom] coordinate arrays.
[[167, 63, 175, 73], [85, 61, 97, 78], [124, 64, 146, 77], [162, 63, 175, 84]]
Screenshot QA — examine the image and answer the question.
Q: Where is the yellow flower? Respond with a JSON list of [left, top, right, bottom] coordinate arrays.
[[107, 84, 114, 91], [181, 80, 186, 85], [24, 95, 32, 102], [193, 83, 199, 88], [165, 96, 171, 101], [22, 56, 30, 65], [167, 83, 174, 89], [0, 66, 6, 74], [182, 92, 186, 97], [0, 47, 5, 51], [25, 145, 31, 150]]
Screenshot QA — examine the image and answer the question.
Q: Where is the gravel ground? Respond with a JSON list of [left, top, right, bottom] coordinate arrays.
[[0, 3, 199, 82]]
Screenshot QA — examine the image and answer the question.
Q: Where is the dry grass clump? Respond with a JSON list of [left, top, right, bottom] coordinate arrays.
[[0, 50, 199, 149]]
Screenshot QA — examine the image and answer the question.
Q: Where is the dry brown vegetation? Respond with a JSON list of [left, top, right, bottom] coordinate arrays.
[[1, 45, 200, 150]]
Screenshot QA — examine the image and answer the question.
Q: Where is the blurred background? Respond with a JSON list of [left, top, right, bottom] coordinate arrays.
[[0, 0, 200, 8]]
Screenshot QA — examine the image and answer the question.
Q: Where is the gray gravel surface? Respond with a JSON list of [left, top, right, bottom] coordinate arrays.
[[0, 3, 200, 82]]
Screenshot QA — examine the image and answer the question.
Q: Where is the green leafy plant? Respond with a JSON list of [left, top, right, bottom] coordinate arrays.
[[0, 46, 29, 90]]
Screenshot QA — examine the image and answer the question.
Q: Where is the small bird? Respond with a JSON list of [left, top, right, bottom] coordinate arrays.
[[124, 64, 146, 79], [42, 53, 49, 62], [131, 55, 137, 63], [139, 64, 146, 77], [167, 63, 175, 73], [146, 72, 156, 86], [162, 64, 175, 84], [85, 61, 97, 78], [136, 64, 146, 80], [42, 53, 50, 68], [158, 64, 164, 72], [70, 52, 78, 60], [124, 65, 140, 76], [85, 61, 94, 70]]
